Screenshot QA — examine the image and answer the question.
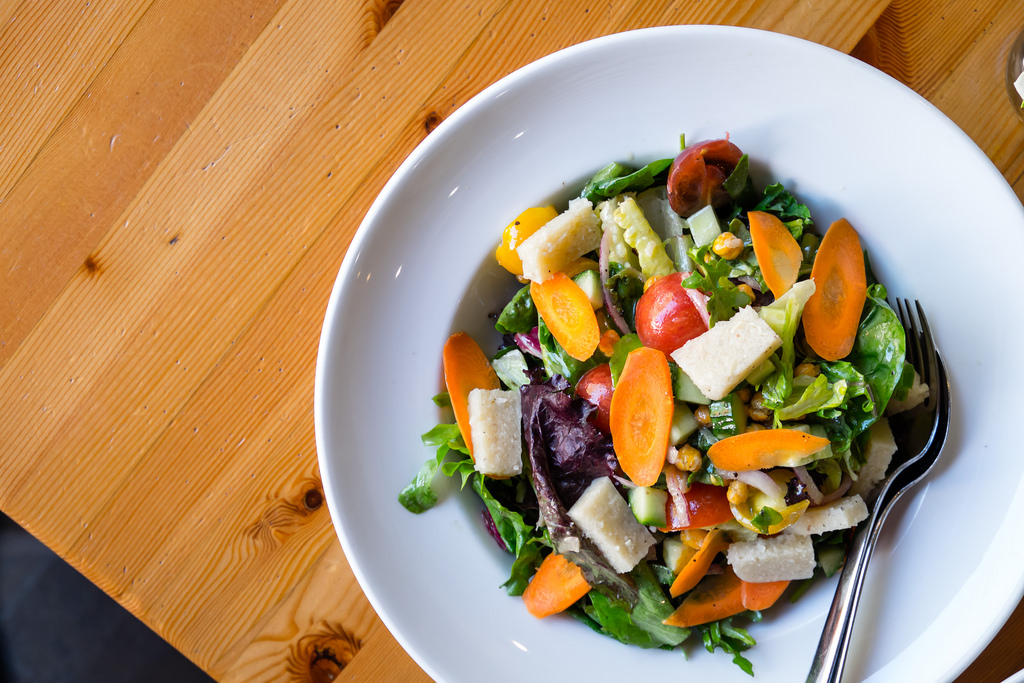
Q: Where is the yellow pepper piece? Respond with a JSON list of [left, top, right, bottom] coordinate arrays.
[[730, 498, 810, 535], [495, 206, 558, 276]]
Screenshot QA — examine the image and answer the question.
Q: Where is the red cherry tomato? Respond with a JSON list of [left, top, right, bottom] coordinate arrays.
[[575, 363, 613, 433], [635, 272, 709, 356], [661, 482, 734, 531], [666, 138, 744, 217]]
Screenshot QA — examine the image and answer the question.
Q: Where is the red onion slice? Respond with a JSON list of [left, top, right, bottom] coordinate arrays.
[[793, 465, 824, 505], [599, 225, 631, 335], [665, 468, 691, 527], [818, 474, 853, 504], [732, 469, 784, 500]]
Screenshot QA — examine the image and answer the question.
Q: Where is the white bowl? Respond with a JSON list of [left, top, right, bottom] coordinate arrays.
[[315, 25, 1024, 683]]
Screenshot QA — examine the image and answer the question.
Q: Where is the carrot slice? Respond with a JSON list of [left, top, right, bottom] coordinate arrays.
[[740, 579, 790, 611], [530, 272, 601, 362], [522, 553, 591, 618], [707, 428, 830, 471], [669, 528, 730, 597], [748, 211, 803, 298], [609, 347, 674, 486], [663, 567, 746, 628], [802, 218, 867, 361], [442, 332, 500, 458]]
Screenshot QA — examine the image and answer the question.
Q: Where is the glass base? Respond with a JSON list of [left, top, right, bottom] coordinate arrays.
[[1007, 28, 1024, 122]]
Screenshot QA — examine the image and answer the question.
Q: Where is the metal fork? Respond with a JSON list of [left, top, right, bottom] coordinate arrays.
[[806, 299, 951, 683]]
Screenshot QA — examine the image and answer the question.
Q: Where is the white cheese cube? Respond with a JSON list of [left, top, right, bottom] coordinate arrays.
[[727, 533, 815, 582], [784, 495, 868, 535], [670, 306, 782, 400], [468, 388, 523, 478], [849, 418, 897, 498], [568, 477, 655, 574], [516, 197, 601, 282], [885, 369, 929, 415]]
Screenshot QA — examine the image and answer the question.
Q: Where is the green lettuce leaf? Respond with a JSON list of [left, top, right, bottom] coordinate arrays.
[[581, 158, 672, 203], [495, 284, 537, 334], [399, 424, 469, 513]]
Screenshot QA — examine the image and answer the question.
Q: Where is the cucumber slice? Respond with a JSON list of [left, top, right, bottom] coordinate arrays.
[[688, 204, 722, 247], [572, 269, 604, 309], [673, 365, 711, 405], [670, 403, 700, 445], [709, 391, 748, 437], [628, 486, 668, 527]]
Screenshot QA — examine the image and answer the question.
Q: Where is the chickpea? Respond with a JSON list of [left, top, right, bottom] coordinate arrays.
[[748, 391, 772, 423], [795, 362, 821, 378], [711, 231, 744, 260], [694, 405, 712, 428], [676, 444, 703, 472], [727, 480, 749, 505]]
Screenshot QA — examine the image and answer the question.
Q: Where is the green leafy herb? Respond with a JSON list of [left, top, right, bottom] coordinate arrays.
[[753, 182, 813, 237], [682, 246, 752, 326], [495, 284, 537, 334], [750, 506, 783, 534], [581, 158, 673, 203], [605, 262, 645, 330], [722, 154, 753, 201], [609, 333, 643, 385], [491, 347, 531, 389], [695, 616, 758, 675], [399, 424, 469, 513], [581, 562, 690, 649], [537, 318, 595, 384]]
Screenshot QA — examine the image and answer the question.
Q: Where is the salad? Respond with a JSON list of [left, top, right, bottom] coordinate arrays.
[[399, 136, 927, 673]]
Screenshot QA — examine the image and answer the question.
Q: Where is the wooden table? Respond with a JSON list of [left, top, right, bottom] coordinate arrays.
[[0, 1, 1021, 681]]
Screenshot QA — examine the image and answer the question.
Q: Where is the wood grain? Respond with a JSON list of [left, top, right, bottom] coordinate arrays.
[[0, 1, 1021, 682]]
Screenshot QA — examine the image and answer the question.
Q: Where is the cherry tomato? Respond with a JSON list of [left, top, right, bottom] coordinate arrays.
[[634, 272, 709, 356], [575, 363, 613, 433], [666, 138, 744, 217], [661, 482, 734, 531]]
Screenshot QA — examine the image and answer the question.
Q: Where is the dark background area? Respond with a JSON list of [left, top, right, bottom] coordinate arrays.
[[0, 514, 214, 683]]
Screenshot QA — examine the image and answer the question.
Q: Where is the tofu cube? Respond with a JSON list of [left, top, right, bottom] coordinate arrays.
[[516, 197, 601, 282], [784, 495, 868, 535], [850, 418, 897, 498], [568, 477, 655, 573], [670, 306, 782, 400], [727, 533, 815, 582], [468, 388, 523, 477]]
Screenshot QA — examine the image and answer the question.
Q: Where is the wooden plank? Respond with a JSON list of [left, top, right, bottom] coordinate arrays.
[[0, 0, 283, 369], [0, 0, 152, 197]]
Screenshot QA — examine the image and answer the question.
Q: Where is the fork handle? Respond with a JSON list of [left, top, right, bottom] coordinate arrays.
[[805, 489, 899, 683]]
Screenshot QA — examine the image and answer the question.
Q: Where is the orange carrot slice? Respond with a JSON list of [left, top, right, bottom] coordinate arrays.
[[522, 553, 591, 618], [802, 218, 867, 361], [669, 528, 730, 597], [748, 211, 803, 298], [530, 272, 601, 362], [707, 429, 830, 471], [442, 332, 500, 458], [740, 579, 790, 611], [609, 347, 674, 486], [663, 567, 746, 628]]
